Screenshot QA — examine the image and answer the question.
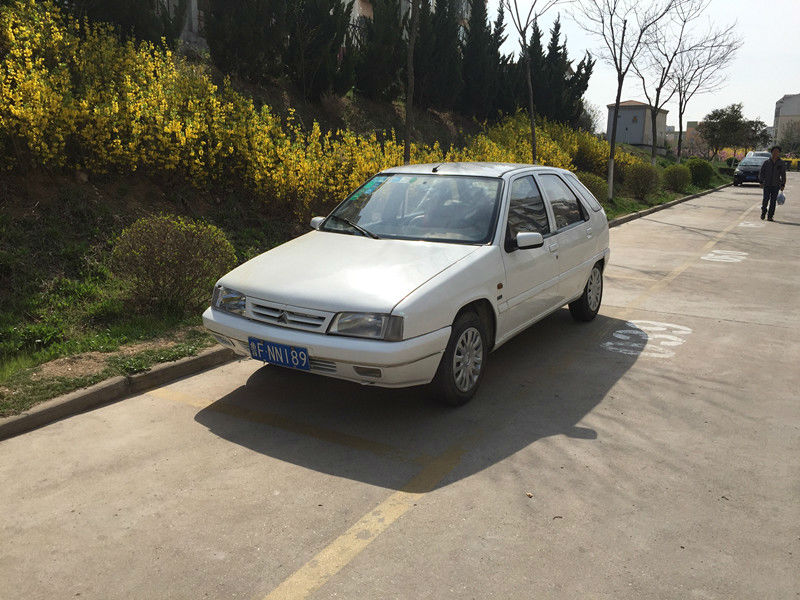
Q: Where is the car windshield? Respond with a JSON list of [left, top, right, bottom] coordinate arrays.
[[741, 158, 767, 166], [322, 174, 503, 244]]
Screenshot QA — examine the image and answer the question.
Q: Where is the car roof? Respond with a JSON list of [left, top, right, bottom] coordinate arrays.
[[381, 161, 570, 178]]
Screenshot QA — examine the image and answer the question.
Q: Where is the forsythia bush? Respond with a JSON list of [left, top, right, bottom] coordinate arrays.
[[112, 215, 237, 311], [0, 0, 644, 220]]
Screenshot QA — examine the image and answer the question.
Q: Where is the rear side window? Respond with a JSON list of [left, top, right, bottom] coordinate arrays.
[[507, 176, 550, 237], [538, 174, 587, 230], [566, 173, 603, 212]]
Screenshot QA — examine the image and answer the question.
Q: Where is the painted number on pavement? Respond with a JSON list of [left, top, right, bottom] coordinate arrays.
[[701, 249, 748, 262], [602, 320, 693, 359]]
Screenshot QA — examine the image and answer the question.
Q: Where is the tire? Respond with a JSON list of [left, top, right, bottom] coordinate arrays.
[[431, 310, 488, 406], [569, 263, 603, 322]]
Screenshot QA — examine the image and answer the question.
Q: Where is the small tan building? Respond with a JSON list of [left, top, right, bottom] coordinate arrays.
[[606, 100, 668, 148], [774, 93, 800, 144]]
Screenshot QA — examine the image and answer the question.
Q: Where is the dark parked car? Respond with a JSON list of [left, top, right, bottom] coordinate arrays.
[[733, 156, 768, 186]]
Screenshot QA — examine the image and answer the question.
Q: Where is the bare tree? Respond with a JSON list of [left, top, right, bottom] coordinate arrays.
[[572, 0, 675, 201], [634, 0, 708, 165], [673, 23, 740, 161], [502, 0, 565, 163], [404, 0, 421, 165]]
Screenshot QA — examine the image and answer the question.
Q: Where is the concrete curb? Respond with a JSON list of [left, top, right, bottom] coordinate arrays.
[[608, 183, 732, 228], [0, 346, 237, 441]]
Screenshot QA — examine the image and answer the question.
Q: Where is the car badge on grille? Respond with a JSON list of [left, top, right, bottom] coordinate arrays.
[[277, 311, 289, 324]]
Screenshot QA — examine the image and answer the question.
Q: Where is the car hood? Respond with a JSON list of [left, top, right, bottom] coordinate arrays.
[[218, 231, 481, 313]]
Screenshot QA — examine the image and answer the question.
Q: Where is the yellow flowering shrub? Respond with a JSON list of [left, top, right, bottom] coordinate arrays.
[[0, 0, 643, 220]]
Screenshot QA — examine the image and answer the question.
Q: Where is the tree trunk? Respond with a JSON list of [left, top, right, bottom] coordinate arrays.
[[677, 109, 684, 162], [607, 76, 624, 202], [524, 49, 537, 163], [650, 109, 658, 165], [404, 1, 420, 165]]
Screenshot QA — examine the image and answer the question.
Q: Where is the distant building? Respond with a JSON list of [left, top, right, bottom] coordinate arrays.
[[665, 125, 677, 147], [351, 0, 477, 27], [774, 93, 800, 143], [606, 100, 668, 147]]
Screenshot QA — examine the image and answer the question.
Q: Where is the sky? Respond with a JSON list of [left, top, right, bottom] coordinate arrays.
[[485, 0, 800, 131]]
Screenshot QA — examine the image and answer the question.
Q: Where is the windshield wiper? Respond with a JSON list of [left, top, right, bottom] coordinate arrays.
[[327, 214, 380, 239]]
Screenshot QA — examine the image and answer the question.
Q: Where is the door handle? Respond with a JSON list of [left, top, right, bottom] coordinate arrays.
[[586, 227, 593, 238], [548, 242, 559, 253]]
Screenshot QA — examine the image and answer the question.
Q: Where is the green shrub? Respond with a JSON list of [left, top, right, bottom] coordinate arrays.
[[663, 164, 691, 193], [112, 215, 237, 313], [686, 158, 715, 188], [625, 163, 661, 201], [576, 171, 608, 203]]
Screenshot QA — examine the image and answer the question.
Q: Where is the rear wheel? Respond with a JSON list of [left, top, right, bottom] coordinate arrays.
[[431, 311, 487, 406], [569, 263, 603, 322]]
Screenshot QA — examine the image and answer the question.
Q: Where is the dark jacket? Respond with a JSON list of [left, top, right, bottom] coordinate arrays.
[[759, 158, 787, 188]]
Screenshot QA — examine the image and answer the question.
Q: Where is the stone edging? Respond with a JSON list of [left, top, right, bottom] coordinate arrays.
[[608, 183, 732, 228], [0, 346, 238, 441], [0, 182, 733, 441]]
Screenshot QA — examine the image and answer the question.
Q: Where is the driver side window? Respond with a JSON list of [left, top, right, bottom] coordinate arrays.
[[507, 176, 550, 240]]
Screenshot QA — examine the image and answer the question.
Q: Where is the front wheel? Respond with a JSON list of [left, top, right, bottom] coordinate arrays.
[[431, 311, 488, 406], [569, 263, 603, 322]]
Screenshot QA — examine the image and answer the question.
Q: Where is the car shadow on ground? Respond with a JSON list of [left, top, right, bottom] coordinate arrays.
[[194, 311, 646, 491]]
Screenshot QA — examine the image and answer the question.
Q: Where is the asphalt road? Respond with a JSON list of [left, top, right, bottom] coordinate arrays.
[[2, 175, 799, 600]]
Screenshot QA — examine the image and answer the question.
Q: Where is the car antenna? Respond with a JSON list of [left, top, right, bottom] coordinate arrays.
[[431, 163, 442, 173]]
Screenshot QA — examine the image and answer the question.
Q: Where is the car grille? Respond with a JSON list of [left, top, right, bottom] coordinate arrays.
[[247, 299, 332, 332], [309, 358, 337, 373]]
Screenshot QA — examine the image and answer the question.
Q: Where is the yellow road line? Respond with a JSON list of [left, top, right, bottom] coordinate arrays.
[[146, 387, 214, 409], [262, 443, 470, 600], [622, 202, 758, 314], [147, 388, 423, 465], [208, 401, 424, 465]]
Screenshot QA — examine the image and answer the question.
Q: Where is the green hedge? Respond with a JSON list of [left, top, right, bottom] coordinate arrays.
[[686, 158, 715, 188], [112, 215, 237, 313]]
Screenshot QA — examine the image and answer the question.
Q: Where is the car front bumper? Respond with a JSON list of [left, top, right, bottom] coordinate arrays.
[[203, 307, 450, 388]]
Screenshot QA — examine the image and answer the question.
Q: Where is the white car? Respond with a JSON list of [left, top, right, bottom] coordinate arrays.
[[203, 162, 610, 405]]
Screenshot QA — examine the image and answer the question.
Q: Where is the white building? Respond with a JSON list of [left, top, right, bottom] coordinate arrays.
[[606, 100, 668, 147]]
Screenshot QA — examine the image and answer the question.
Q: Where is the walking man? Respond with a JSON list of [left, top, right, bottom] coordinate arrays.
[[759, 145, 787, 221]]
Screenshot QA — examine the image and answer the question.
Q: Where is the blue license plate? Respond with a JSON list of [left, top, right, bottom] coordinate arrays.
[[248, 337, 310, 371]]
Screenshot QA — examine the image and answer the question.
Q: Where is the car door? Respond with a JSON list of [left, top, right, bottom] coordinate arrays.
[[497, 175, 562, 340], [535, 172, 595, 301]]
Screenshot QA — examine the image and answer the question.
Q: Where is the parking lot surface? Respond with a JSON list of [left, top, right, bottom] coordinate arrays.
[[2, 175, 799, 599]]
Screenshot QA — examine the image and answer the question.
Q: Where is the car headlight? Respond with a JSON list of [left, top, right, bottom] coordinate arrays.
[[328, 312, 404, 341], [734, 168, 741, 174], [212, 285, 246, 316]]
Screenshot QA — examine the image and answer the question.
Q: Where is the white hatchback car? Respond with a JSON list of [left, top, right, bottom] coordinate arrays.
[[203, 162, 610, 405]]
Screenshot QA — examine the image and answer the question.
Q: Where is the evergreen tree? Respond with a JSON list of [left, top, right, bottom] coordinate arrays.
[[460, 0, 493, 119], [412, 0, 437, 108], [428, 0, 462, 110], [490, 4, 517, 118], [353, 0, 406, 100], [205, 0, 287, 83], [286, 0, 354, 100], [518, 17, 594, 128], [58, 0, 187, 45]]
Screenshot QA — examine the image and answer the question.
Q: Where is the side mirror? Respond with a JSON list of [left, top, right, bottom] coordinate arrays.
[[310, 216, 325, 230], [516, 231, 544, 249]]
